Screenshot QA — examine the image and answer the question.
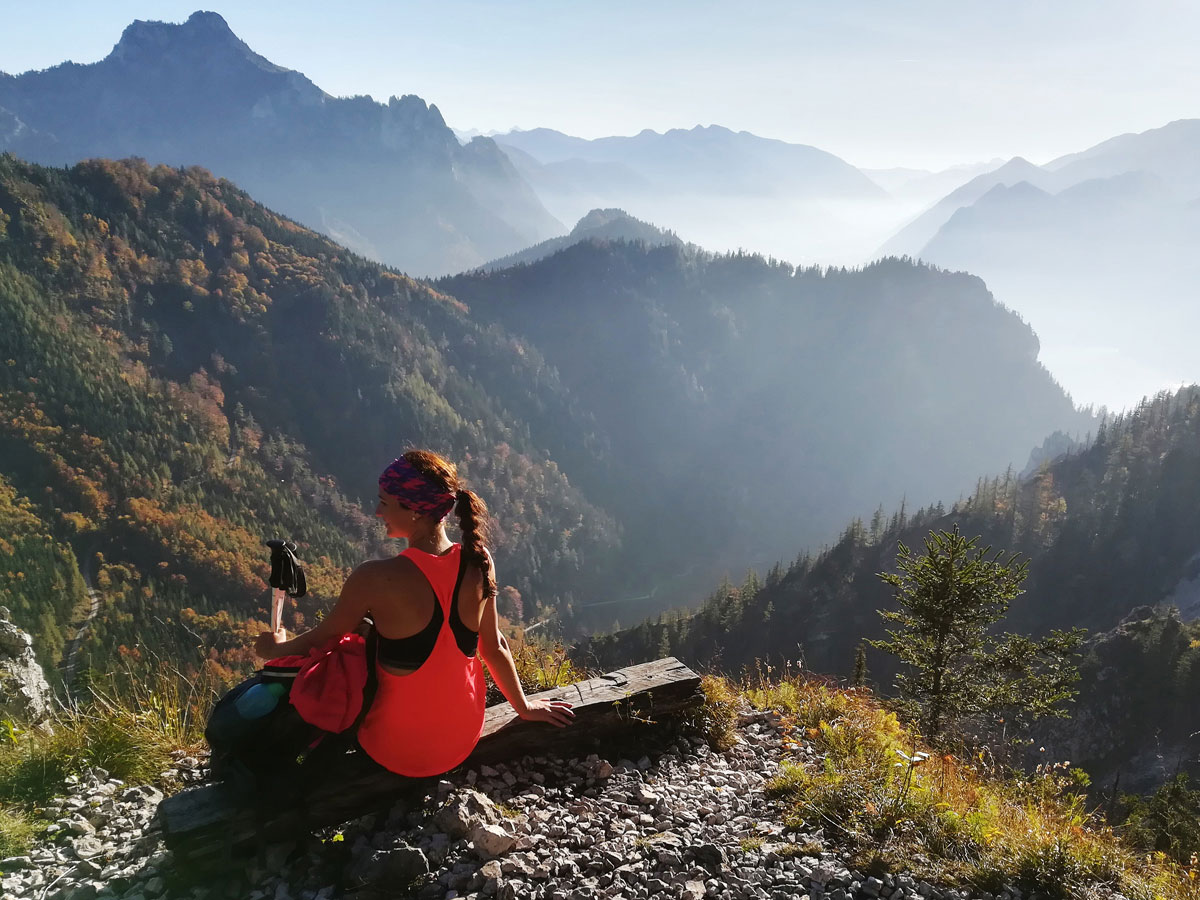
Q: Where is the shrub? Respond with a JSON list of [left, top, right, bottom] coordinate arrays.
[[1121, 774, 1200, 865], [698, 674, 739, 751], [751, 666, 1198, 899]]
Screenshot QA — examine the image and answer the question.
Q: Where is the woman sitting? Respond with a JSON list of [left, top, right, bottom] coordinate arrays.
[[254, 449, 574, 777]]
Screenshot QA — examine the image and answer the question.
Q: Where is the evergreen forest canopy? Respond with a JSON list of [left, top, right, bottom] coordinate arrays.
[[441, 240, 1092, 619], [581, 386, 1200, 786], [0, 154, 1096, 690]]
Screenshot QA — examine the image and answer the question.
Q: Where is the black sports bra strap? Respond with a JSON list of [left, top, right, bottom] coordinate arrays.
[[449, 549, 480, 658]]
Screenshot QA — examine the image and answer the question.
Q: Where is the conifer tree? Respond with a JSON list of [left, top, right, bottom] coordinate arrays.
[[871, 525, 1084, 744], [852, 643, 868, 687]]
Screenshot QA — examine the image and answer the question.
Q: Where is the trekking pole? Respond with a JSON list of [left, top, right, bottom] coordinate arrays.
[[265, 539, 307, 640]]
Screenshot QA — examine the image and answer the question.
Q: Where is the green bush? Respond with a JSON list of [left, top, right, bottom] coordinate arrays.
[[1121, 774, 1200, 865]]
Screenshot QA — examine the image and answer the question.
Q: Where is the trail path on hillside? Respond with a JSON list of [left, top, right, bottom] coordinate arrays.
[[59, 545, 100, 699]]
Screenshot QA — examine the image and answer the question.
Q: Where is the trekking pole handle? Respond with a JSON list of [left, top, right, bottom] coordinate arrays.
[[270, 587, 285, 637], [265, 539, 307, 597], [265, 539, 306, 640]]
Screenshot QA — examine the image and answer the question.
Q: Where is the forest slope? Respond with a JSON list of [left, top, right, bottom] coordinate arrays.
[[0, 153, 1093, 678], [582, 386, 1200, 782], [443, 243, 1092, 622], [0, 155, 614, 680]]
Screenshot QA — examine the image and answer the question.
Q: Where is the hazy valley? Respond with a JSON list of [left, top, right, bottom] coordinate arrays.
[[1, 8, 1199, 896]]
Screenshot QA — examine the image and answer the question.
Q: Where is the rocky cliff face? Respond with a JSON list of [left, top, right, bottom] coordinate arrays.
[[0, 606, 53, 725], [0, 11, 563, 276], [1037, 606, 1200, 794]]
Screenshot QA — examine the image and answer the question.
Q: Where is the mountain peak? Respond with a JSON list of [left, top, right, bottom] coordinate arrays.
[[184, 10, 235, 33], [386, 94, 447, 130], [569, 207, 638, 235], [995, 156, 1042, 175], [977, 179, 1051, 203], [111, 10, 261, 67]]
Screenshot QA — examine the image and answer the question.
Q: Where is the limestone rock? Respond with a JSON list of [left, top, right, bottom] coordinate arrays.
[[470, 823, 516, 858], [349, 845, 430, 887], [71, 836, 105, 859], [0, 606, 53, 724], [433, 789, 505, 839]]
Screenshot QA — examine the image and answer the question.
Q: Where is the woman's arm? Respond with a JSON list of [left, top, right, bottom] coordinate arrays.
[[477, 557, 574, 727], [253, 561, 376, 659]]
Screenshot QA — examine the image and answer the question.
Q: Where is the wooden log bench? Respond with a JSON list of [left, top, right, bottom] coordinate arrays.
[[158, 657, 703, 867]]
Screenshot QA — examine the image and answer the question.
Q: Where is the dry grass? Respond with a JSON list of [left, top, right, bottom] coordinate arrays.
[[744, 668, 1200, 900], [0, 805, 39, 857], [509, 641, 588, 692], [0, 653, 222, 855], [698, 674, 740, 751]]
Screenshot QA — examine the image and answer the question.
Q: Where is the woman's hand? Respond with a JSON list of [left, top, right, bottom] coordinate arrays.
[[517, 698, 576, 728], [254, 629, 287, 659]]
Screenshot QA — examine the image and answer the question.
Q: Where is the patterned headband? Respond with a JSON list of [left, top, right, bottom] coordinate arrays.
[[378, 457, 457, 519]]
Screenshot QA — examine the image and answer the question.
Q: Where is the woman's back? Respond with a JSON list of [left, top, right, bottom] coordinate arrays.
[[249, 448, 573, 779], [356, 544, 488, 777], [368, 546, 483, 675]]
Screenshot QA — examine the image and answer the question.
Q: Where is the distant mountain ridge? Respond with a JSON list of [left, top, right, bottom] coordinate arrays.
[[489, 125, 895, 265], [479, 208, 683, 271], [862, 159, 1005, 207], [0, 11, 563, 276], [497, 125, 884, 197], [1044, 118, 1200, 193], [874, 118, 1200, 408], [877, 156, 1052, 259]]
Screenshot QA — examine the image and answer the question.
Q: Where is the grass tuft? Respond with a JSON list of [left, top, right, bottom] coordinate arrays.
[[510, 642, 587, 692], [747, 667, 1200, 900], [0, 805, 40, 857], [699, 674, 740, 751], [0, 652, 222, 854]]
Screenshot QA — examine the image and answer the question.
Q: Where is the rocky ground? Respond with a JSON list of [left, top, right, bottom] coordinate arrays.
[[3, 710, 1029, 900]]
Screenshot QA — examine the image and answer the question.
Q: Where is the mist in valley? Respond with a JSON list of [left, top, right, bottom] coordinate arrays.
[[2, 2, 1199, 655], [480, 118, 1200, 415]]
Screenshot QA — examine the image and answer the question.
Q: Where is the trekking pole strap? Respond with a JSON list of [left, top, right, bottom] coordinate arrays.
[[265, 539, 307, 598]]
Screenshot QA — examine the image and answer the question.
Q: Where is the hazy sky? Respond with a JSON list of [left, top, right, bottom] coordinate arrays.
[[2, 0, 1197, 170]]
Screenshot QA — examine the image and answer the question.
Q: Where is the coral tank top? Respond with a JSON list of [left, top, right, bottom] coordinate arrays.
[[356, 544, 487, 777]]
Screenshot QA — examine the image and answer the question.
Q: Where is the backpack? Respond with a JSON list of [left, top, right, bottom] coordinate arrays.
[[204, 668, 323, 797], [205, 626, 383, 794]]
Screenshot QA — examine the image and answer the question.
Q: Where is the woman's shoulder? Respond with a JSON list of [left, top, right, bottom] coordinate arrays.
[[460, 545, 494, 588], [350, 554, 423, 588]]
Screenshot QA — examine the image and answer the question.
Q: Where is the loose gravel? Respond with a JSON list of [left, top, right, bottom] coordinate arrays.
[[3, 710, 1036, 900]]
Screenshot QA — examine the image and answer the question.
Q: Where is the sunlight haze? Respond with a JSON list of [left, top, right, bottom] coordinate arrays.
[[2, 1, 1197, 409], [1, 0, 1196, 170]]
